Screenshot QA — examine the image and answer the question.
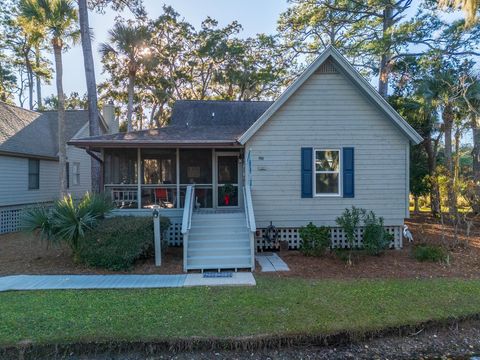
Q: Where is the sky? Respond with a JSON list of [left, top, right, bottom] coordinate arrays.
[[42, 0, 290, 98]]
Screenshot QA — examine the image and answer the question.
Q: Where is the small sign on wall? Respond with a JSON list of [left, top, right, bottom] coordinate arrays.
[[187, 166, 200, 178]]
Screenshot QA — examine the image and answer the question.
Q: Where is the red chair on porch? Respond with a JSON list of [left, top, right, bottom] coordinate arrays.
[[154, 188, 169, 207]]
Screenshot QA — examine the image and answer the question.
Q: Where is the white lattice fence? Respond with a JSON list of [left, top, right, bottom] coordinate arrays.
[[0, 203, 54, 235], [255, 226, 403, 250]]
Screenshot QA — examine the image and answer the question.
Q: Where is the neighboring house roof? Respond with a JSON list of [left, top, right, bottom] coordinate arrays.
[[70, 100, 273, 147], [238, 46, 423, 145], [0, 101, 106, 159]]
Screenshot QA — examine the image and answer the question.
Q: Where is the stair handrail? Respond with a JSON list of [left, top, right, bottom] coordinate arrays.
[[243, 185, 256, 271], [243, 185, 256, 232], [182, 185, 195, 272], [181, 184, 195, 235]]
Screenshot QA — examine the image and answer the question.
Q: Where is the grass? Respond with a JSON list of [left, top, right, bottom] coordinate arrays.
[[1, 277, 480, 347]]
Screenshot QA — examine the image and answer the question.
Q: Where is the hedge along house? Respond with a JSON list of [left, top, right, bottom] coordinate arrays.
[[70, 46, 422, 272]]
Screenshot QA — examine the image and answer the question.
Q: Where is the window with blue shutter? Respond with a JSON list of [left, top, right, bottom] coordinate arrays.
[[301, 148, 313, 198], [343, 147, 354, 198]]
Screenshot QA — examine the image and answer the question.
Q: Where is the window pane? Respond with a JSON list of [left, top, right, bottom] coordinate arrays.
[[28, 174, 39, 189], [316, 173, 339, 194], [316, 150, 339, 171], [28, 159, 39, 190]]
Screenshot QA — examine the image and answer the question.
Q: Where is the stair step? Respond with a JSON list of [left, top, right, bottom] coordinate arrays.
[[189, 232, 249, 241], [188, 239, 250, 247], [186, 263, 252, 271], [188, 247, 250, 257], [187, 255, 251, 267]]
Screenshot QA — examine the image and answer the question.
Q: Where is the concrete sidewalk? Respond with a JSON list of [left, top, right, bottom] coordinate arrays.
[[0, 273, 256, 292]]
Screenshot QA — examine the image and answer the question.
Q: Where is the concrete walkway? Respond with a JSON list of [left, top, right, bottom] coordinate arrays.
[[256, 253, 290, 272], [0, 273, 256, 292]]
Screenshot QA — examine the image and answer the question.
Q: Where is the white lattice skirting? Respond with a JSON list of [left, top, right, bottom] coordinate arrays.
[[0, 203, 53, 234], [255, 226, 403, 250]]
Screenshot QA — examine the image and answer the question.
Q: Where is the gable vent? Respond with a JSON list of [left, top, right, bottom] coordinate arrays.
[[315, 59, 338, 74]]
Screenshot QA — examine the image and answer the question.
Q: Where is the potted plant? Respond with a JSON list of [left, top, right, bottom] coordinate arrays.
[[220, 183, 235, 206]]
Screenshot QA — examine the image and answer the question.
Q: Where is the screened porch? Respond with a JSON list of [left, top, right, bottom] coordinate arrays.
[[103, 148, 243, 210]]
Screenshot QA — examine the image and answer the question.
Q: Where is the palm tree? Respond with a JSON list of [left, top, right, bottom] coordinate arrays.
[[99, 23, 149, 132], [77, 0, 101, 193], [20, 0, 79, 197]]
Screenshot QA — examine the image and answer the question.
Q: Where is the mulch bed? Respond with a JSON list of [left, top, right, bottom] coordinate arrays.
[[1, 213, 479, 278], [263, 213, 480, 280], [0, 232, 183, 276]]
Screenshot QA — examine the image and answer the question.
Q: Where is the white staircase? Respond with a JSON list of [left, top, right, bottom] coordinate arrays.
[[185, 211, 253, 271]]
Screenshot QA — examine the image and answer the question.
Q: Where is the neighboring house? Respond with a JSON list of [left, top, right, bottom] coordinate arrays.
[[0, 102, 114, 234], [70, 46, 423, 272]]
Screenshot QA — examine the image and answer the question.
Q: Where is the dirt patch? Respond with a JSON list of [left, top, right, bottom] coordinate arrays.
[[259, 213, 480, 279], [0, 232, 183, 275]]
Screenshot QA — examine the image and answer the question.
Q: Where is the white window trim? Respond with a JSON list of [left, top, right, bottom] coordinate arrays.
[[314, 148, 342, 197], [72, 162, 80, 186]]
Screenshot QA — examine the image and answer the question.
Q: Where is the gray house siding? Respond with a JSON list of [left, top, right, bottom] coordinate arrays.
[[245, 70, 410, 229], [67, 124, 92, 198], [0, 155, 59, 207]]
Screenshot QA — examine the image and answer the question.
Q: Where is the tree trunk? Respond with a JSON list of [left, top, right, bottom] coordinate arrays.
[[414, 195, 419, 214], [424, 136, 441, 216], [53, 41, 67, 198], [127, 73, 135, 132], [378, 5, 393, 98], [35, 45, 42, 109], [471, 114, 480, 214], [443, 105, 457, 217], [25, 52, 34, 110], [78, 0, 101, 193]]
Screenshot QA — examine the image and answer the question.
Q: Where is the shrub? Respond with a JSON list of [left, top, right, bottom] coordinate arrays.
[[23, 193, 113, 256], [299, 222, 330, 256], [362, 211, 393, 256], [336, 206, 365, 265], [77, 216, 171, 271], [413, 244, 448, 263]]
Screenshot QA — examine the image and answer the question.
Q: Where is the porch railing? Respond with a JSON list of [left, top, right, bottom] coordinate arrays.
[[181, 185, 195, 272], [243, 185, 256, 270]]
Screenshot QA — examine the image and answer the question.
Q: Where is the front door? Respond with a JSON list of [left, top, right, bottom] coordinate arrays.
[[216, 153, 239, 207]]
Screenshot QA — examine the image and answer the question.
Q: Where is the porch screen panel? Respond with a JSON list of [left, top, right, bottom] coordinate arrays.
[[180, 149, 213, 208], [180, 149, 212, 184], [104, 149, 138, 184], [142, 149, 177, 184]]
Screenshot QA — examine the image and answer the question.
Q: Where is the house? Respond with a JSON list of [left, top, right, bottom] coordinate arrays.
[[0, 102, 115, 234], [70, 46, 423, 272]]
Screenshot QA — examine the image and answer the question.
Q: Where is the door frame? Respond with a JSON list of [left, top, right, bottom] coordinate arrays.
[[213, 151, 242, 209]]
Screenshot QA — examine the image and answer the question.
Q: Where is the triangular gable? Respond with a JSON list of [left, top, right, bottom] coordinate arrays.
[[238, 46, 423, 145]]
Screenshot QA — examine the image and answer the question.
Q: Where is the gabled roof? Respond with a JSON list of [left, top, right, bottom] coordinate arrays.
[[238, 46, 423, 145], [0, 101, 105, 159], [70, 100, 273, 148]]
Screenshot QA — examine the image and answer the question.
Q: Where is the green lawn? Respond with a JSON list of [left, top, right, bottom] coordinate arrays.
[[1, 276, 480, 347]]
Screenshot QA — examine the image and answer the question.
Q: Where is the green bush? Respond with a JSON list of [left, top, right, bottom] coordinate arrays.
[[413, 244, 448, 263], [23, 192, 114, 255], [362, 211, 393, 256], [77, 216, 171, 271], [299, 222, 330, 256], [78, 217, 152, 271]]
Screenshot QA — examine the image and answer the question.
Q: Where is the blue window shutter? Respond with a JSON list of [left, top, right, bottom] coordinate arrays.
[[343, 147, 354, 198], [301, 148, 313, 198]]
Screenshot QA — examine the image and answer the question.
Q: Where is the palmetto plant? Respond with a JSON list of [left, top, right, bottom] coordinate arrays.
[[99, 23, 150, 132], [23, 193, 113, 256]]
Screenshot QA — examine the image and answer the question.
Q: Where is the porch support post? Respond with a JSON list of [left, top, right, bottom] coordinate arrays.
[[176, 148, 180, 208], [137, 148, 141, 209]]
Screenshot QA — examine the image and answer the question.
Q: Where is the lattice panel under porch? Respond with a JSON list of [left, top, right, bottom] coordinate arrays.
[[166, 218, 183, 246], [255, 226, 403, 251]]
